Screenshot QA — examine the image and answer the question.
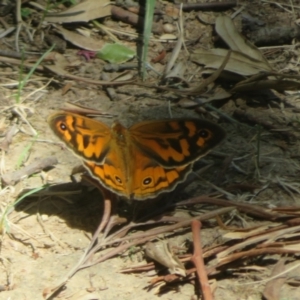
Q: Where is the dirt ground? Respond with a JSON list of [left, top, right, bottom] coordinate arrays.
[[1, 1, 300, 300]]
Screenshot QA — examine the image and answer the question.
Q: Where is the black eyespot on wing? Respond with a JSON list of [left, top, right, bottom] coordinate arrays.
[[59, 122, 67, 131], [143, 177, 152, 186], [115, 175, 122, 184], [199, 129, 209, 138]]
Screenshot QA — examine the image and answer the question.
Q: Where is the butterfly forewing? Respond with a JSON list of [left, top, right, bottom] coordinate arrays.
[[129, 119, 226, 167], [48, 112, 112, 162]]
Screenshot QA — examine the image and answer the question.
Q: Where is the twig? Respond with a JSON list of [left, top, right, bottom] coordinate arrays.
[[191, 220, 213, 300], [110, 6, 163, 34], [0, 125, 19, 151], [217, 247, 299, 266], [176, 196, 282, 220], [1, 156, 58, 186], [164, 6, 184, 75], [102, 206, 234, 247], [179, 1, 237, 11]]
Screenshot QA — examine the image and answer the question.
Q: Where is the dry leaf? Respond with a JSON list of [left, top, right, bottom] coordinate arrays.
[[45, 0, 111, 23], [263, 259, 286, 300], [232, 78, 300, 92], [55, 26, 105, 51], [191, 48, 273, 76], [61, 83, 73, 95], [145, 242, 186, 277], [216, 15, 269, 64]]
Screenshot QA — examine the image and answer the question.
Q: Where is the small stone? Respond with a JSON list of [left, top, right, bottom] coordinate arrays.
[[163, 23, 175, 33]]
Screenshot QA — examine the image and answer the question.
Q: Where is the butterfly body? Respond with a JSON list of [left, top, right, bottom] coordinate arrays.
[[48, 112, 226, 200]]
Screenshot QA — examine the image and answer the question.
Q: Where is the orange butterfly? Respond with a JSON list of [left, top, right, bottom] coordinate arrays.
[[48, 112, 225, 200]]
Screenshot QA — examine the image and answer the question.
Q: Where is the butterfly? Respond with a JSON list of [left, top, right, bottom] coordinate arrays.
[[48, 112, 226, 200]]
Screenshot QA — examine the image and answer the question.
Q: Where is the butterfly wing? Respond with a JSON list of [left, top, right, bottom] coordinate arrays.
[[128, 119, 225, 200], [83, 160, 129, 198], [48, 112, 129, 197], [48, 112, 112, 161], [129, 119, 226, 167], [129, 150, 192, 200]]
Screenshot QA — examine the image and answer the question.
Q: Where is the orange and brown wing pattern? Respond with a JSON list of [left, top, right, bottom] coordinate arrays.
[[48, 113, 226, 200], [83, 160, 129, 198], [129, 150, 192, 200], [130, 119, 226, 167], [48, 112, 112, 163]]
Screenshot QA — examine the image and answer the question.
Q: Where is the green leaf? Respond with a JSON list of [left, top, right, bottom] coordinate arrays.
[[97, 43, 135, 64], [21, 8, 32, 18]]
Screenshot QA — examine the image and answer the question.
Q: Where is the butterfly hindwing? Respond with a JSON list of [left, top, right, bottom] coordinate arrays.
[[129, 150, 192, 200]]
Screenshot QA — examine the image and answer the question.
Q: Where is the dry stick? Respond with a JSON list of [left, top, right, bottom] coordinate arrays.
[[0, 124, 18, 151], [110, 5, 163, 34], [44, 65, 135, 86], [1, 156, 58, 186], [191, 220, 213, 300], [81, 208, 234, 269], [217, 247, 299, 266], [102, 193, 262, 247], [102, 214, 127, 239], [101, 73, 119, 101], [81, 175, 115, 239], [15, 0, 22, 52], [90, 207, 235, 254], [103, 62, 138, 72], [0, 56, 44, 71], [177, 196, 282, 220], [103, 213, 204, 244], [180, 1, 237, 11], [0, 49, 23, 58], [217, 224, 300, 260], [164, 8, 184, 76]]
